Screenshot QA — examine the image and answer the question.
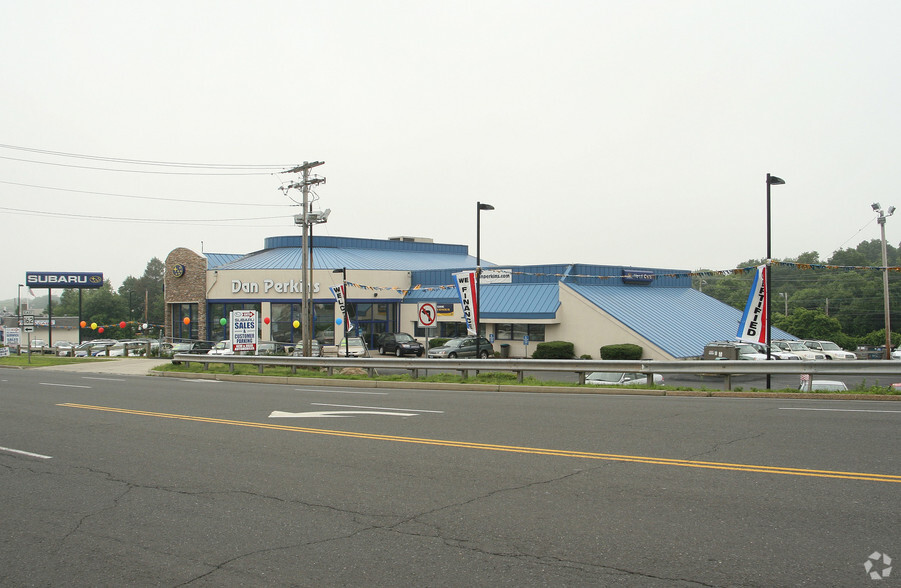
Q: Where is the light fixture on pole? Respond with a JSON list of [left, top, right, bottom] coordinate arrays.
[[475, 202, 494, 360], [765, 173, 785, 389], [873, 202, 895, 359]]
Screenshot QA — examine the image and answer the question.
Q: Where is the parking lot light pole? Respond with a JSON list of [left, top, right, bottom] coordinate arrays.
[[766, 173, 785, 389], [476, 202, 494, 360]]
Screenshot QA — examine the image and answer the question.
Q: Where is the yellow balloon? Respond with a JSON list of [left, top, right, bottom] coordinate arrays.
[[293, 320, 300, 328], [91, 323, 98, 330]]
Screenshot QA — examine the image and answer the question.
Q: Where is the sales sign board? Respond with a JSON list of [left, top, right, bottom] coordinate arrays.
[[230, 310, 258, 352], [26, 272, 104, 289]]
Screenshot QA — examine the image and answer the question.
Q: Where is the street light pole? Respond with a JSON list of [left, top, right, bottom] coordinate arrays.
[[873, 203, 895, 359], [766, 173, 785, 389], [475, 202, 494, 360]]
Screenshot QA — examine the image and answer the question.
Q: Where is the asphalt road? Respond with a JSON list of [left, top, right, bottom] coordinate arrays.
[[1, 368, 899, 586]]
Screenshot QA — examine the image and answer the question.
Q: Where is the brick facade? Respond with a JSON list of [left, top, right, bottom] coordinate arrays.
[[164, 248, 208, 341]]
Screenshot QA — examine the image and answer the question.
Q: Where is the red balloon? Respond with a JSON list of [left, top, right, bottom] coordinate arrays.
[[264, 317, 271, 325], [119, 321, 126, 329], [98, 327, 104, 334]]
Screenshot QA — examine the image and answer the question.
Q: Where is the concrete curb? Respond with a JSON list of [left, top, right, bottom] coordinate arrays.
[[149, 369, 901, 400]]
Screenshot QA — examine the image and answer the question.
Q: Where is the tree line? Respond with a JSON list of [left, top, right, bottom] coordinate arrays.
[[694, 239, 901, 349], [51, 258, 166, 338]]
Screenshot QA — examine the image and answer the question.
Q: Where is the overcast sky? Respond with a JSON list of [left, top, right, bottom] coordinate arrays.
[[2, 1, 899, 303]]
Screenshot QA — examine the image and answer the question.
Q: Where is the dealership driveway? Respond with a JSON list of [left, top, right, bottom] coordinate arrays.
[[31, 358, 165, 376]]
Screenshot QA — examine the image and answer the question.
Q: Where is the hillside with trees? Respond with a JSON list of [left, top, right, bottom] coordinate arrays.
[[693, 240, 901, 349]]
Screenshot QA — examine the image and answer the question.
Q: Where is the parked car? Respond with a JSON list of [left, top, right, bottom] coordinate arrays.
[[854, 345, 886, 360], [337, 337, 368, 357], [171, 341, 215, 355], [292, 339, 322, 357], [586, 372, 664, 386], [92, 341, 144, 357], [208, 340, 235, 356], [772, 340, 827, 361], [74, 339, 117, 357], [801, 340, 857, 360], [255, 341, 291, 355], [29, 339, 49, 353], [799, 380, 849, 392], [427, 336, 494, 359], [747, 341, 801, 360], [53, 341, 75, 356], [377, 333, 424, 357], [703, 341, 767, 361]]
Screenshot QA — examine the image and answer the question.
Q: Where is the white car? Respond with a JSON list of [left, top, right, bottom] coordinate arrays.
[[773, 340, 826, 361], [799, 380, 849, 392], [801, 340, 856, 360], [586, 372, 664, 386], [337, 337, 367, 357], [208, 340, 235, 355]]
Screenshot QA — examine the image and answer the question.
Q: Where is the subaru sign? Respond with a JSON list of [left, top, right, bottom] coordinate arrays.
[[26, 272, 104, 289]]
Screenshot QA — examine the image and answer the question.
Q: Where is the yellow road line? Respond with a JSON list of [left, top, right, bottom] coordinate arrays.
[[58, 403, 901, 483]]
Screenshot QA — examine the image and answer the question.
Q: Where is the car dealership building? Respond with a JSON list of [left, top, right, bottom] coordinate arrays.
[[164, 234, 790, 359]]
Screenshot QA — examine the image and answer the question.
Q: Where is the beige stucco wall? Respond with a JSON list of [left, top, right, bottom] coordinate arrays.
[[552, 283, 672, 360]]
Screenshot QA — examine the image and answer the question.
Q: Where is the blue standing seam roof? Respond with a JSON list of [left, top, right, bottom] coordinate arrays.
[[568, 284, 794, 359], [404, 284, 560, 319]]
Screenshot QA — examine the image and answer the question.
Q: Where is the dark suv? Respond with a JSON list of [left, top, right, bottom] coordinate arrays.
[[377, 333, 424, 357]]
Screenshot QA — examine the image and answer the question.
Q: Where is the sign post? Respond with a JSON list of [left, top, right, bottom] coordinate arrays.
[[23, 312, 34, 364], [418, 303, 437, 356]]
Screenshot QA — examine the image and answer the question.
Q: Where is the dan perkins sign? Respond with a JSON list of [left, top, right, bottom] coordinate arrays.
[[230, 310, 258, 352]]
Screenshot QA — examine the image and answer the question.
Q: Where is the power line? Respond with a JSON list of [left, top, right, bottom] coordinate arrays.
[[0, 143, 293, 169], [0, 205, 291, 224], [0, 154, 281, 176], [0, 179, 295, 207]]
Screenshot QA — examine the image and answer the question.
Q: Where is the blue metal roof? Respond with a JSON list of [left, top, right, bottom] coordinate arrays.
[[205, 253, 244, 269], [404, 284, 560, 319], [568, 284, 794, 359], [209, 235, 481, 272]]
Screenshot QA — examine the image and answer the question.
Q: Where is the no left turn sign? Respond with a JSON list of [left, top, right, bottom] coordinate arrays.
[[418, 303, 437, 328]]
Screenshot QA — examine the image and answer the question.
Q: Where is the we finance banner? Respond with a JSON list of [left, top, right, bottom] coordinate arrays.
[[453, 270, 478, 335], [737, 265, 768, 344]]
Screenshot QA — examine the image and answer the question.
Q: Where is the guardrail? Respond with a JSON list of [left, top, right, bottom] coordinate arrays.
[[172, 354, 901, 389]]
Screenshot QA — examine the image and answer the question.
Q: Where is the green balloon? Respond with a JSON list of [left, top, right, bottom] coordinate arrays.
[[220, 318, 227, 325]]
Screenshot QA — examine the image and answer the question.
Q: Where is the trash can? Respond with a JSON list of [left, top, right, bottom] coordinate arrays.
[[500, 344, 511, 358]]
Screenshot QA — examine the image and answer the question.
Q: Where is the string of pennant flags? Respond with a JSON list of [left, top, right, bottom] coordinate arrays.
[[339, 261, 901, 295]]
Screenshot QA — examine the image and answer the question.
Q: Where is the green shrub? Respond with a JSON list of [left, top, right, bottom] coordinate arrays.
[[532, 341, 575, 359], [600, 344, 643, 360], [428, 338, 450, 348]]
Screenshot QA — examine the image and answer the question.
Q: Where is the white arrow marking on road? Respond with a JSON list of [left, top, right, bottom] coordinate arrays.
[[269, 410, 418, 418]]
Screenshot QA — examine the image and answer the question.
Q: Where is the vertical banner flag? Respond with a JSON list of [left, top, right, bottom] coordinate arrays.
[[329, 285, 352, 332], [453, 270, 478, 335], [737, 265, 768, 343]]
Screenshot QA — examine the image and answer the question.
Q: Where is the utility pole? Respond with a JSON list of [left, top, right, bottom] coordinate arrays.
[[281, 161, 326, 356]]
